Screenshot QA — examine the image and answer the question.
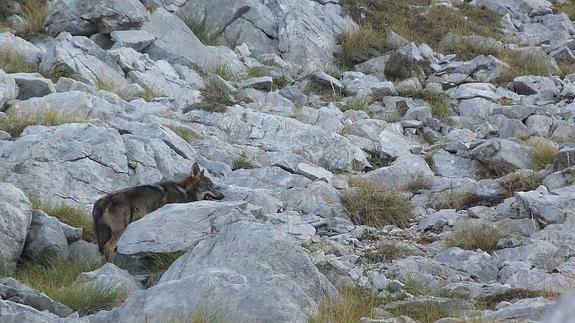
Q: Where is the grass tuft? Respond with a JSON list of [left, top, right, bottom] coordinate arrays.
[[498, 170, 542, 196], [342, 0, 501, 56], [54, 283, 127, 316], [309, 287, 383, 323], [185, 79, 232, 113], [140, 85, 167, 102], [96, 77, 134, 101], [495, 50, 556, 85], [14, 258, 126, 315], [431, 191, 475, 211], [0, 108, 87, 137], [446, 224, 503, 253], [20, 0, 49, 37], [177, 12, 219, 46], [424, 90, 451, 120], [387, 300, 452, 323], [337, 26, 390, 68], [232, 157, 256, 171], [342, 178, 413, 228], [440, 37, 501, 60], [525, 137, 559, 170], [364, 242, 405, 264], [166, 124, 196, 143], [475, 289, 561, 310], [207, 63, 238, 82], [0, 49, 36, 73], [143, 251, 187, 274], [30, 197, 94, 242]]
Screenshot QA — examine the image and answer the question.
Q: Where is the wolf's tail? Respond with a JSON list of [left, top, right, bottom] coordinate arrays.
[[92, 199, 110, 254]]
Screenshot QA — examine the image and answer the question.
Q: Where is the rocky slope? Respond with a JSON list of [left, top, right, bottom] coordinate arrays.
[[1, 0, 575, 322]]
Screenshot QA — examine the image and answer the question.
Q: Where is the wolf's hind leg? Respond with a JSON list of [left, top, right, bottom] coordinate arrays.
[[103, 232, 121, 261]]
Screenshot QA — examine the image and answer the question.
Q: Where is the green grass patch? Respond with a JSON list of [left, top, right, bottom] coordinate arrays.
[[404, 172, 432, 192], [475, 289, 561, 310], [0, 108, 87, 137], [424, 90, 450, 120], [387, 300, 452, 323], [446, 224, 503, 253], [30, 197, 95, 242], [337, 26, 391, 68], [309, 287, 384, 323], [431, 191, 475, 210], [166, 124, 196, 143], [140, 85, 167, 102], [342, 178, 414, 228], [207, 63, 238, 82], [185, 79, 232, 113], [232, 157, 256, 171], [342, 0, 501, 54], [0, 49, 37, 73], [495, 50, 556, 85], [14, 259, 126, 315], [364, 241, 405, 263], [143, 251, 187, 274], [96, 77, 134, 101], [177, 13, 219, 46], [346, 94, 374, 111], [439, 36, 501, 60]]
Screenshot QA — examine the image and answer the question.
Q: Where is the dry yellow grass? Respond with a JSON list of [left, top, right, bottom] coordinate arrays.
[[0, 108, 87, 137], [342, 178, 414, 228], [310, 287, 383, 323]]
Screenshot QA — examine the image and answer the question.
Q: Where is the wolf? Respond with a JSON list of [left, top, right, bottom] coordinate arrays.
[[92, 163, 224, 261]]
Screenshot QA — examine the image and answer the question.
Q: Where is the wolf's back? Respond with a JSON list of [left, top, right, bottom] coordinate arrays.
[[92, 197, 111, 253]]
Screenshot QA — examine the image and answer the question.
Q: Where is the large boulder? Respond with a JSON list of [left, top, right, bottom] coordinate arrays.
[[177, 0, 355, 69], [0, 299, 85, 323], [116, 201, 254, 255], [45, 0, 149, 36], [0, 74, 18, 111], [40, 33, 126, 86], [23, 211, 69, 263], [470, 138, 535, 173], [0, 278, 73, 317], [90, 221, 336, 323], [185, 106, 368, 172], [142, 8, 245, 75], [5, 73, 56, 100], [433, 247, 499, 283], [76, 263, 142, 295], [0, 183, 32, 269], [0, 123, 196, 209], [516, 185, 575, 226], [362, 155, 434, 189], [543, 291, 575, 323], [0, 32, 43, 66]]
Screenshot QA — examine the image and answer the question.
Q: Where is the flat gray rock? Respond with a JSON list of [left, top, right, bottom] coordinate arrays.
[[45, 0, 149, 36], [117, 201, 253, 255], [6, 73, 56, 100], [0, 183, 32, 268], [23, 210, 69, 263], [0, 278, 73, 317], [93, 221, 336, 323], [178, 0, 355, 69]]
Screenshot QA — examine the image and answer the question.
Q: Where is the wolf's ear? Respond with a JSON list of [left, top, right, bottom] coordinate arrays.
[[200, 169, 205, 177], [191, 162, 201, 177]]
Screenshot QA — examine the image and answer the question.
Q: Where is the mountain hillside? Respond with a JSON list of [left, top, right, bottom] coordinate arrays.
[[1, 0, 575, 322]]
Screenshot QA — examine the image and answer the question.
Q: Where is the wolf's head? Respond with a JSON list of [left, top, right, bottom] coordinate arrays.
[[183, 163, 225, 201]]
